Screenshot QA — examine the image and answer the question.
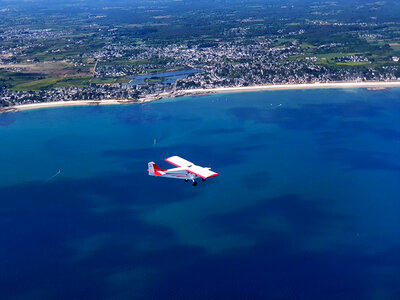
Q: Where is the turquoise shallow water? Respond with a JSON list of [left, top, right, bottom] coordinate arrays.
[[0, 89, 400, 299]]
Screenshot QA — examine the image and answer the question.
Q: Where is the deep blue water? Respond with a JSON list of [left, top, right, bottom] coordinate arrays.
[[0, 89, 400, 299]]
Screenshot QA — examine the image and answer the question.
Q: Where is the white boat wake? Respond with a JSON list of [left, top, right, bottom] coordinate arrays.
[[47, 169, 61, 181]]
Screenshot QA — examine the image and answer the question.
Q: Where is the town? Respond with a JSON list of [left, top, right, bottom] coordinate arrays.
[[1, 0, 400, 107]]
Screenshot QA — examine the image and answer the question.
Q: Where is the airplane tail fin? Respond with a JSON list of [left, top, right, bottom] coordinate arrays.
[[148, 162, 164, 176]]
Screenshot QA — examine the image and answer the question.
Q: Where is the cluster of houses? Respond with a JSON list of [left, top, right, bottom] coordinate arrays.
[[1, 26, 400, 107]]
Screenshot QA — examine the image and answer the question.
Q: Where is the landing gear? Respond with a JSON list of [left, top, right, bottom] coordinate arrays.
[[202, 178, 206, 182], [185, 178, 197, 186]]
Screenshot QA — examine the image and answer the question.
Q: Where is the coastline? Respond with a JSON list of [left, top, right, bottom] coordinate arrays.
[[2, 80, 400, 113], [0, 99, 145, 113], [12, 99, 139, 111], [183, 80, 400, 94]]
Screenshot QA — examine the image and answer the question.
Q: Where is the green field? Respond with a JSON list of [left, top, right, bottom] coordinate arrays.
[[11, 76, 116, 91], [0, 71, 44, 89], [336, 62, 371, 66]]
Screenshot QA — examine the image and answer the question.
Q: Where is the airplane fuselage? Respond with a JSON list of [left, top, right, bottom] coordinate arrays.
[[150, 167, 199, 180], [148, 156, 218, 186]]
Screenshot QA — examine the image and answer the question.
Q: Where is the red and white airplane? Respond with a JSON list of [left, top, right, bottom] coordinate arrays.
[[148, 156, 219, 186]]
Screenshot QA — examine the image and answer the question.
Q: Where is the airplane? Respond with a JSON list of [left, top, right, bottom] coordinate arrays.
[[148, 155, 219, 186]]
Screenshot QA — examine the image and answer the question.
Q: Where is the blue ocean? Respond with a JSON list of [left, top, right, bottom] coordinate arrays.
[[0, 89, 399, 299]]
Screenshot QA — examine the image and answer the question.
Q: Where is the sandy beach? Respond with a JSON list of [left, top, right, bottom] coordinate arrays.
[[0, 99, 142, 113], [184, 80, 400, 94], [2, 80, 400, 113]]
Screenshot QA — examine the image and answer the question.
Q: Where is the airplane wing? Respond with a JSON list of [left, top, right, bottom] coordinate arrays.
[[165, 156, 219, 179], [186, 165, 219, 179], [165, 156, 194, 168]]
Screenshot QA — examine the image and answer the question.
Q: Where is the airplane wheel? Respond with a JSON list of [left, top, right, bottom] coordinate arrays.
[[192, 181, 197, 186], [184, 179, 189, 182]]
